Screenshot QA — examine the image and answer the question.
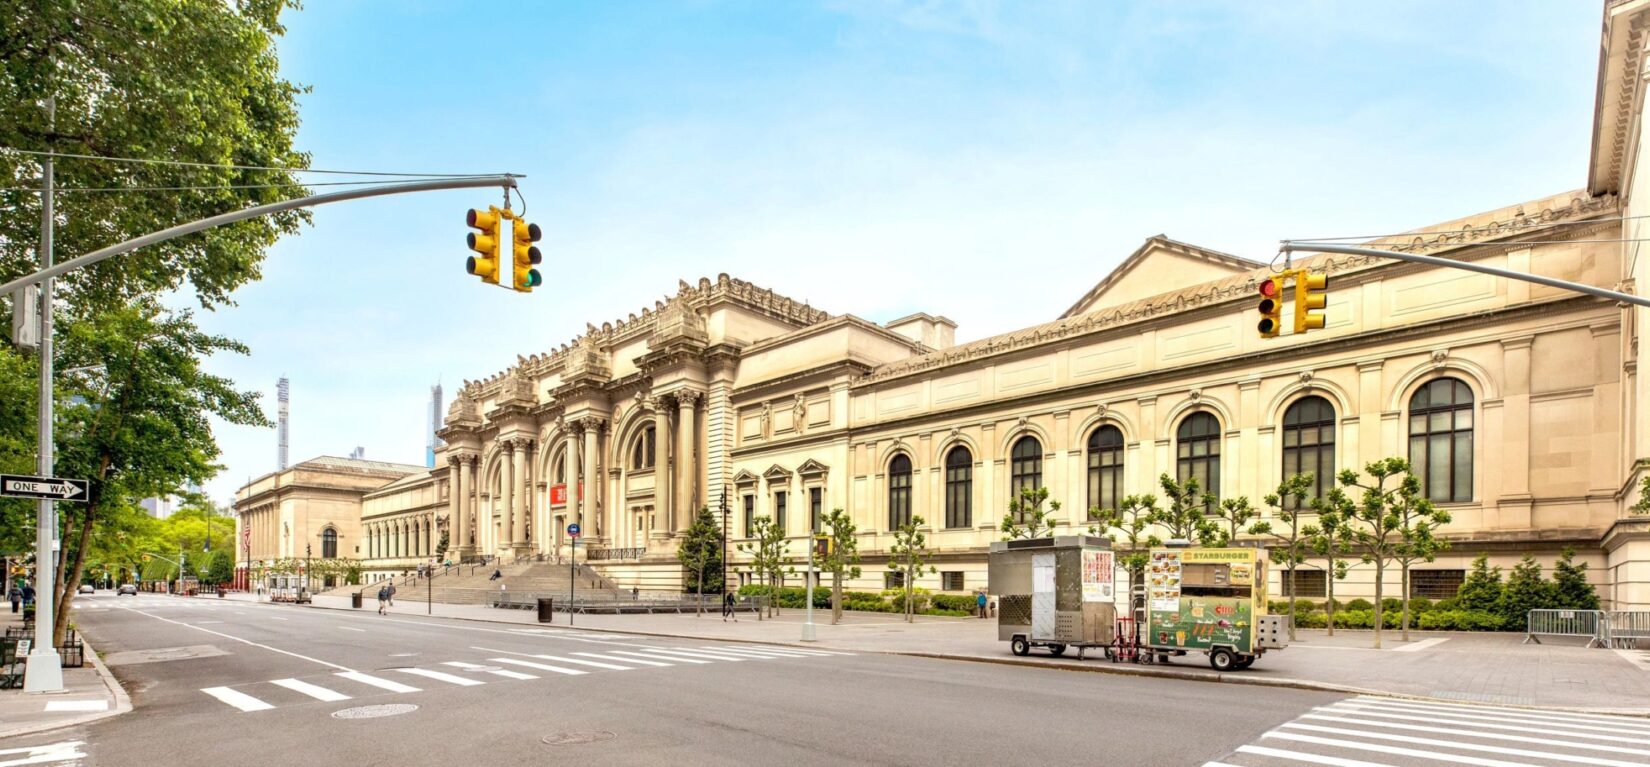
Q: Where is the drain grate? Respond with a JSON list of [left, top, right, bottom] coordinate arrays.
[[333, 704, 419, 719], [542, 731, 617, 746]]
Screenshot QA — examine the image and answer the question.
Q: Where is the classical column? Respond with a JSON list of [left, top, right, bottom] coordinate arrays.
[[512, 439, 531, 552], [455, 455, 472, 556], [581, 418, 600, 537], [425, 514, 433, 557], [677, 392, 700, 532], [447, 457, 461, 555], [567, 422, 583, 537], [650, 396, 673, 537]]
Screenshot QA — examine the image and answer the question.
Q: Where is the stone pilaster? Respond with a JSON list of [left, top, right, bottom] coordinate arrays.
[[677, 391, 702, 532]]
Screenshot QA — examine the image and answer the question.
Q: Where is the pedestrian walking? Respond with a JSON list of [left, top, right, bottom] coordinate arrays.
[[722, 591, 737, 622], [489, 568, 502, 581], [21, 582, 34, 607], [376, 585, 389, 615], [7, 583, 19, 614], [385, 582, 397, 607], [976, 591, 987, 619]]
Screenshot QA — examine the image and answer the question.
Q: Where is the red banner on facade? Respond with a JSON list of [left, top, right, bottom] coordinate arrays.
[[550, 483, 582, 505]]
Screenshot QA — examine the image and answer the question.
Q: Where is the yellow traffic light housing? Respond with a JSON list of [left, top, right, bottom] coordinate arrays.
[[1293, 269, 1327, 334], [466, 206, 502, 284], [510, 218, 543, 292], [812, 535, 832, 558], [1257, 276, 1283, 338]]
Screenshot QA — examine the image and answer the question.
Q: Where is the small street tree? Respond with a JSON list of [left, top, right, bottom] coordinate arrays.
[[816, 508, 862, 625], [1391, 473, 1450, 641], [737, 515, 791, 618], [888, 515, 936, 623], [1089, 494, 1161, 615], [1308, 496, 1355, 636], [1154, 473, 1213, 544], [1248, 473, 1318, 640], [1202, 496, 1256, 547], [1001, 486, 1060, 540], [1551, 547, 1601, 610], [676, 507, 724, 615], [1332, 459, 1410, 648]]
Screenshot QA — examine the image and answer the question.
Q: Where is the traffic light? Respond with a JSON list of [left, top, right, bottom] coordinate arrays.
[[812, 535, 832, 558], [465, 206, 502, 284], [510, 218, 543, 292], [1293, 269, 1327, 334], [1256, 276, 1283, 338]]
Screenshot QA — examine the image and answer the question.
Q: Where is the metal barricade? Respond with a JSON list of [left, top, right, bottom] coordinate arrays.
[[1605, 611, 1650, 649], [1524, 609, 1607, 647]]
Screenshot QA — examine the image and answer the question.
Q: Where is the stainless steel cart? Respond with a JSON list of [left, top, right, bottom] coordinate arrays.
[[988, 535, 1117, 659]]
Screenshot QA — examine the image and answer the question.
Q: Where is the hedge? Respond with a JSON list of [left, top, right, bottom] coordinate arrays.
[[737, 584, 975, 616]]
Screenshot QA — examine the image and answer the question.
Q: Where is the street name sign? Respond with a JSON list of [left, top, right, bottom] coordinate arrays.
[[0, 474, 88, 502]]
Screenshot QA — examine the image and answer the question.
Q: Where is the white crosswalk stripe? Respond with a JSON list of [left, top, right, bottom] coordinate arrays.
[[648, 647, 753, 661], [573, 651, 672, 667], [201, 686, 274, 712], [610, 650, 710, 664], [0, 740, 87, 767], [336, 671, 420, 693], [392, 667, 485, 686], [488, 657, 588, 676], [269, 678, 351, 702], [528, 653, 634, 670], [443, 661, 538, 680], [1206, 695, 1650, 767]]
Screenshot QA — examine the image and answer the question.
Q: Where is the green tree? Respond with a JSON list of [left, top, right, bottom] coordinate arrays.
[[1330, 459, 1413, 648], [676, 507, 724, 614], [1498, 555, 1554, 631], [737, 515, 791, 618], [1154, 474, 1213, 543], [1202, 496, 1256, 548], [1456, 555, 1503, 613], [816, 508, 861, 625], [1308, 499, 1355, 636], [887, 515, 936, 623], [1391, 474, 1450, 641], [1550, 547, 1600, 611], [1248, 474, 1318, 641], [1089, 494, 1162, 606], [1000, 486, 1059, 540], [206, 550, 233, 586]]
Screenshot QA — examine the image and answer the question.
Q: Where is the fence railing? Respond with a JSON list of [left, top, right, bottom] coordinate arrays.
[[487, 591, 767, 615], [1526, 609, 1648, 648]]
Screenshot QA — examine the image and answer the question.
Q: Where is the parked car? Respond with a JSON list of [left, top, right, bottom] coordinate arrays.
[[118, 584, 137, 595], [77, 584, 94, 594]]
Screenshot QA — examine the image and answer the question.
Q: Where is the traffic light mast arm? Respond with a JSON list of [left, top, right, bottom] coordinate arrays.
[[0, 175, 521, 297], [1279, 240, 1650, 309]]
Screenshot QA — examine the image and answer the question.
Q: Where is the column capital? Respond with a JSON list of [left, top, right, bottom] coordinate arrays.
[[676, 390, 703, 409]]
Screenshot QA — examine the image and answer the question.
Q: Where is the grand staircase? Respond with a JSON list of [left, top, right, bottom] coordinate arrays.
[[361, 561, 624, 606]]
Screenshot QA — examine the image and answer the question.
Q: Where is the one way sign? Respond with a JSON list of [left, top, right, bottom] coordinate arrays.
[[0, 474, 89, 502]]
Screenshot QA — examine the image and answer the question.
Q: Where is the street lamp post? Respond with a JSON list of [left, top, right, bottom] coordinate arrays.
[[304, 542, 312, 603]]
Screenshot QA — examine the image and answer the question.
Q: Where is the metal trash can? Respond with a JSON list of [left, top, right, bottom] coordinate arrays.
[[537, 597, 554, 623], [351, 591, 363, 609]]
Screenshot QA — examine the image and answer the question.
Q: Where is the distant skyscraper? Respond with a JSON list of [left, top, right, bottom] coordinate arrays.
[[427, 383, 444, 468], [276, 376, 290, 471], [349, 446, 365, 460]]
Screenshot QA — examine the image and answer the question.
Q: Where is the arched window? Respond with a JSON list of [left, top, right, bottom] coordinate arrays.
[[1176, 412, 1221, 498], [1409, 378, 1473, 503], [1282, 396, 1336, 504], [631, 425, 656, 470], [888, 454, 913, 529], [1010, 435, 1043, 519], [550, 447, 567, 485], [321, 528, 338, 559], [944, 446, 972, 529], [1086, 425, 1124, 512]]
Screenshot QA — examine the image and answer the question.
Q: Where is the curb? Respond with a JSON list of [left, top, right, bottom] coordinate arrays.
[[296, 601, 1650, 718], [0, 634, 134, 740]]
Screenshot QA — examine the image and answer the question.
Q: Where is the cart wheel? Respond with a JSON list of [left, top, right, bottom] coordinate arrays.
[[1234, 657, 1254, 670], [1104, 645, 1117, 662], [1011, 636, 1030, 656], [1210, 648, 1237, 672], [1048, 643, 1067, 657]]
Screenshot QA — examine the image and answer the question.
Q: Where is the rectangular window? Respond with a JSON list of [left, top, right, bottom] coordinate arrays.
[[885, 571, 905, 589], [1409, 569, 1465, 600], [774, 491, 787, 534], [743, 495, 754, 538], [1278, 569, 1326, 598], [810, 487, 823, 533], [941, 571, 964, 591]]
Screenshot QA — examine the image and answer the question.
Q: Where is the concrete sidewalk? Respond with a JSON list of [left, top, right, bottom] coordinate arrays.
[[0, 608, 131, 740], [307, 593, 1650, 715]]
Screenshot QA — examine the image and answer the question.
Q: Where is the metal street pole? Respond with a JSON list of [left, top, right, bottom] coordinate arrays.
[[719, 487, 728, 607], [803, 530, 816, 641], [24, 97, 61, 692], [569, 537, 576, 627]]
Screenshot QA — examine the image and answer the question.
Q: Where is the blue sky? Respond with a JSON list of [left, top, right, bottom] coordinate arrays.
[[197, 1, 1600, 503]]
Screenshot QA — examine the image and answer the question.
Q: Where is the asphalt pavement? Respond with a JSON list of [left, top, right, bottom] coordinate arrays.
[[2, 592, 1643, 766]]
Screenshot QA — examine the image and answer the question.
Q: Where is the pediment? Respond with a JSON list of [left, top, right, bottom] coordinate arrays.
[[796, 459, 829, 477], [1060, 235, 1262, 319], [762, 464, 793, 481], [732, 469, 759, 486]]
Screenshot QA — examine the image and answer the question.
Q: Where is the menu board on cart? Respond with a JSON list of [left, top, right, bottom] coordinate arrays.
[[1081, 549, 1114, 602], [1147, 549, 1181, 612]]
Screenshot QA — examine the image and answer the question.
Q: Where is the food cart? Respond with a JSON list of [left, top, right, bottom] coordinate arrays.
[[988, 535, 1116, 659], [1142, 545, 1287, 671]]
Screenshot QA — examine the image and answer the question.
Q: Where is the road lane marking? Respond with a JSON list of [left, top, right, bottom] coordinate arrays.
[[1390, 637, 1449, 652], [394, 667, 485, 686], [42, 699, 107, 712], [489, 657, 588, 676], [696, 646, 819, 658], [268, 617, 288, 621], [115, 606, 352, 671], [707, 644, 843, 656], [1234, 744, 1396, 767], [574, 652, 670, 667], [270, 678, 352, 702], [202, 687, 274, 712], [443, 661, 537, 680], [611, 650, 710, 664], [1318, 704, 1650, 744], [1277, 722, 1644, 766], [338, 627, 367, 633], [0, 740, 87, 767], [649, 648, 751, 661], [1298, 712, 1650, 756], [1338, 698, 1650, 734], [336, 671, 419, 693]]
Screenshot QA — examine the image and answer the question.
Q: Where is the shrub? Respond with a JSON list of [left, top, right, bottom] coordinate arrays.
[[1418, 609, 1503, 631], [1293, 611, 1327, 629], [1407, 597, 1433, 614], [1293, 599, 1317, 615], [1381, 598, 1403, 614], [1456, 556, 1503, 613], [1551, 547, 1601, 611], [1433, 597, 1458, 612], [1334, 610, 1374, 629], [931, 594, 977, 613], [1346, 598, 1374, 612]]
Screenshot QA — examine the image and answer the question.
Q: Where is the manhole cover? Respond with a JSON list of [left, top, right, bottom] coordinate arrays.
[[542, 731, 617, 746], [333, 704, 419, 719]]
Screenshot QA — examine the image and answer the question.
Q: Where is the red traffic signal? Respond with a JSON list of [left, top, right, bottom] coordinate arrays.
[[1257, 277, 1283, 338]]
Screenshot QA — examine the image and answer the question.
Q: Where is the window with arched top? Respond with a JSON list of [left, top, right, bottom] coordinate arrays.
[[1409, 378, 1473, 503], [550, 447, 567, 485], [321, 528, 338, 559], [1009, 436, 1043, 524], [1176, 412, 1221, 498], [1282, 396, 1336, 505], [888, 454, 913, 529], [944, 446, 972, 529], [631, 425, 656, 470], [1086, 425, 1124, 513]]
